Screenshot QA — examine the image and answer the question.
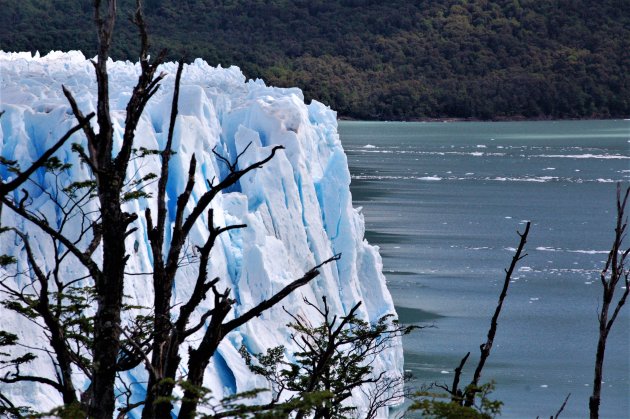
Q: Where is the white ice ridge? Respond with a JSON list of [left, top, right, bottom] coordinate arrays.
[[0, 51, 402, 415]]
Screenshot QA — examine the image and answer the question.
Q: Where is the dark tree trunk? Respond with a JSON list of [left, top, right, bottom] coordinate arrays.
[[589, 185, 630, 419], [589, 328, 607, 419], [89, 186, 127, 418], [142, 266, 178, 418], [178, 322, 227, 418]]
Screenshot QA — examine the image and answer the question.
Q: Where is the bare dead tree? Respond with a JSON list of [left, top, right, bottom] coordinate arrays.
[[131, 52, 336, 417], [33, 1, 172, 415], [425, 222, 530, 414], [589, 184, 630, 419], [462, 221, 530, 407], [1, 1, 341, 416]]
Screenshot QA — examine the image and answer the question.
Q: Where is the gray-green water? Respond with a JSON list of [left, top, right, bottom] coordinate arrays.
[[340, 120, 630, 418]]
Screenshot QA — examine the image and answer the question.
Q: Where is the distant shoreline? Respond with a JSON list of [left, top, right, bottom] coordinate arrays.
[[337, 115, 629, 123]]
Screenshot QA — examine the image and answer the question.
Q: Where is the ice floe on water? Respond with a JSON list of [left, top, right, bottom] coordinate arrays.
[[489, 176, 559, 182], [536, 247, 609, 254], [537, 153, 629, 159], [350, 174, 625, 184]]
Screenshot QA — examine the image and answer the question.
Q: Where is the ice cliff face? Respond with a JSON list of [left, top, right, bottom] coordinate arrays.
[[0, 51, 402, 416]]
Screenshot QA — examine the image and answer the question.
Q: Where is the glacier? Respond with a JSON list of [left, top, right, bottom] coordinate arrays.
[[0, 51, 402, 416]]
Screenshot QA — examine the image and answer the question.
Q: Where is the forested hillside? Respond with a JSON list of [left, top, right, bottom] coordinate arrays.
[[2, 0, 629, 120]]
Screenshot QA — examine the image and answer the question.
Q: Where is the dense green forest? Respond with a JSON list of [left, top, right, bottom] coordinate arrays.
[[2, 0, 629, 120]]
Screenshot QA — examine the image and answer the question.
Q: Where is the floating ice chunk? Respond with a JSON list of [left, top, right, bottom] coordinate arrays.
[[567, 249, 609, 254], [539, 154, 629, 159]]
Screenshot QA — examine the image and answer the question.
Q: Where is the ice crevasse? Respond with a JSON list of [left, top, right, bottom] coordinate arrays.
[[0, 51, 402, 416]]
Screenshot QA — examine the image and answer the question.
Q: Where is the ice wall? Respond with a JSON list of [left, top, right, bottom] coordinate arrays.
[[0, 51, 402, 416]]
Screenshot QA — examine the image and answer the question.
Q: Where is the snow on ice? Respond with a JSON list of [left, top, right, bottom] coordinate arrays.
[[0, 51, 402, 416]]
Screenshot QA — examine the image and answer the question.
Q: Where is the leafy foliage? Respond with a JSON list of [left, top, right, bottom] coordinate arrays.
[[139, 378, 326, 419], [0, 330, 38, 416], [1, 0, 628, 120], [43, 156, 72, 173], [241, 296, 414, 418], [412, 382, 502, 419], [62, 179, 97, 198], [0, 255, 16, 267], [121, 190, 152, 202], [0, 393, 34, 419], [0, 157, 18, 168], [42, 402, 87, 419]]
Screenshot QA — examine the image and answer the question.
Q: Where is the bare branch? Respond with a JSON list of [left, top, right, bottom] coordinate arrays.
[[120, 328, 155, 381], [84, 222, 102, 257], [0, 374, 64, 392], [554, 393, 571, 419], [116, 400, 145, 419], [451, 351, 470, 403], [1, 197, 103, 282], [465, 222, 530, 407], [61, 86, 98, 166], [0, 112, 95, 196], [152, 59, 185, 265], [590, 184, 630, 419], [224, 254, 341, 333], [180, 145, 285, 241]]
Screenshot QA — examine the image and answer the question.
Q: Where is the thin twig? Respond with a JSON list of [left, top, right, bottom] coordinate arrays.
[[553, 393, 571, 419]]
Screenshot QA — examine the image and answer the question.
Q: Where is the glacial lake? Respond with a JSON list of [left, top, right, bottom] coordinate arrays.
[[339, 120, 630, 418]]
